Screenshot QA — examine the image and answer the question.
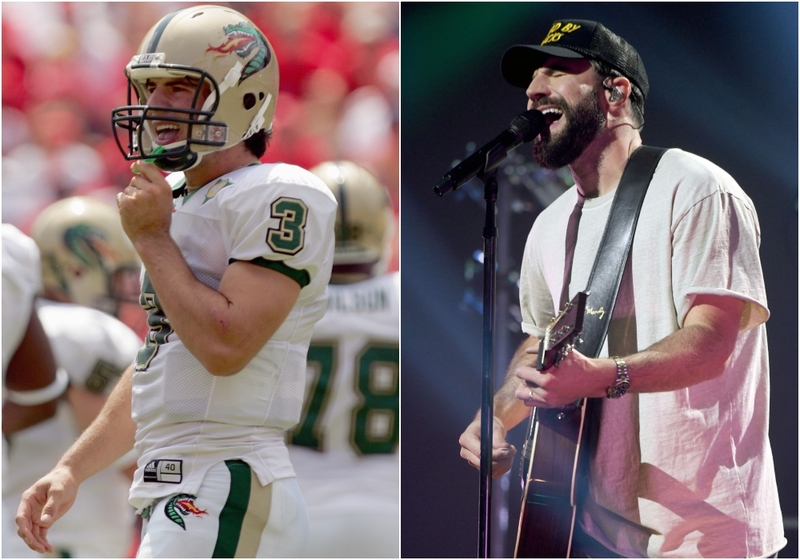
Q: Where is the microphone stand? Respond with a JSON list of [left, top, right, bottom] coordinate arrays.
[[477, 163, 498, 559], [437, 136, 525, 558], [476, 141, 512, 558]]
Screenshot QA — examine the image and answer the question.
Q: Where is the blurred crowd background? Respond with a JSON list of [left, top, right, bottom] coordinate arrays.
[[2, 1, 399, 271]]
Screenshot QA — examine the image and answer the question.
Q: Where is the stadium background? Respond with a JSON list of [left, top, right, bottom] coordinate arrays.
[[2, 1, 399, 276], [400, 2, 798, 558]]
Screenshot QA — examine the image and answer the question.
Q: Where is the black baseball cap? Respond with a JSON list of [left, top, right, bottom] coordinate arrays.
[[501, 19, 649, 100]]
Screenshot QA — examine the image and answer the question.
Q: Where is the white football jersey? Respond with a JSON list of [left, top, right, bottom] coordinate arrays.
[[288, 272, 399, 557], [2, 300, 142, 558], [2, 224, 42, 376], [129, 163, 336, 510]]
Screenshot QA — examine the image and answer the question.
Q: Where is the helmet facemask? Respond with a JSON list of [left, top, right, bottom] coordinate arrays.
[[110, 6, 279, 173], [112, 59, 229, 172]]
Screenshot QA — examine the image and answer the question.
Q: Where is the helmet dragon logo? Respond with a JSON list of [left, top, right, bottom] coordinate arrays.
[[206, 22, 271, 83], [164, 493, 208, 530], [63, 224, 113, 269]]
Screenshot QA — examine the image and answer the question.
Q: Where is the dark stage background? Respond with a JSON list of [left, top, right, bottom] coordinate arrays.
[[400, 3, 798, 558]]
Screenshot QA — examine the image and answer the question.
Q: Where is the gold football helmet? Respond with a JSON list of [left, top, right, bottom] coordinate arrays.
[[30, 197, 141, 317], [112, 5, 279, 172], [310, 161, 395, 283]]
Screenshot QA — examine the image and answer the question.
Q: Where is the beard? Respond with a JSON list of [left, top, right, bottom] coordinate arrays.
[[532, 91, 605, 169]]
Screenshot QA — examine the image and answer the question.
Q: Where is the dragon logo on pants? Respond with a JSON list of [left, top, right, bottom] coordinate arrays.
[[164, 493, 208, 530]]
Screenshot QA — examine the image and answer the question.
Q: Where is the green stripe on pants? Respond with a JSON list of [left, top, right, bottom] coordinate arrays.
[[213, 460, 252, 557], [213, 460, 273, 557]]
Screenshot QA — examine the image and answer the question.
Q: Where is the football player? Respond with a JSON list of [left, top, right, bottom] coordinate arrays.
[[288, 161, 399, 557], [2, 224, 62, 431], [16, 6, 337, 558], [3, 197, 143, 558]]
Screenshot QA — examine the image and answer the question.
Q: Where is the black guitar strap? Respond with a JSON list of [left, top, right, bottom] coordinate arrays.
[[573, 145, 666, 358]]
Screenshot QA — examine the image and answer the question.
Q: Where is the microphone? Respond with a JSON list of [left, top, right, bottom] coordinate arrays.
[[434, 110, 545, 196]]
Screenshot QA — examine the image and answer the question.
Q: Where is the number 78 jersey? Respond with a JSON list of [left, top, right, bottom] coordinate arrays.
[[289, 272, 399, 457]]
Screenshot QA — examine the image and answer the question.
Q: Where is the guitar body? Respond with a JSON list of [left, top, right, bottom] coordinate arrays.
[[514, 401, 587, 557], [514, 292, 588, 558]]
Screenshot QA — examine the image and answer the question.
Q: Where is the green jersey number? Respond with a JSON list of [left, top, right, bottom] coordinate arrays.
[[135, 273, 174, 371], [290, 341, 399, 455], [290, 344, 336, 450], [267, 197, 308, 255]]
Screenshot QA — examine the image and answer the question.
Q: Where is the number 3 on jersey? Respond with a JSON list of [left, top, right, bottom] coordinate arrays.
[[267, 197, 307, 255], [291, 342, 399, 455]]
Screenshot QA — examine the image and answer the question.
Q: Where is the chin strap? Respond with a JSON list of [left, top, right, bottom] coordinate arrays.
[[243, 92, 273, 140], [201, 62, 244, 113], [200, 61, 273, 140], [6, 367, 69, 406]]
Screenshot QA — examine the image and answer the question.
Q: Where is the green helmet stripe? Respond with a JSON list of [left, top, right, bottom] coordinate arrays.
[[146, 8, 186, 53]]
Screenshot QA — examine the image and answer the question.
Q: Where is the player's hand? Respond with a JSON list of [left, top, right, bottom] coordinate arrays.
[[16, 467, 78, 554], [459, 416, 517, 478], [117, 161, 174, 244]]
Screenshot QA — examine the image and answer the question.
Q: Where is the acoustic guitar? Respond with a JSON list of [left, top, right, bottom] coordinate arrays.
[[514, 291, 588, 558]]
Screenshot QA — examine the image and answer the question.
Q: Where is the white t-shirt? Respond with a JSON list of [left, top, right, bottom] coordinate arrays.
[[518, 149, 785, 557], [129, 163, 336, 509]]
